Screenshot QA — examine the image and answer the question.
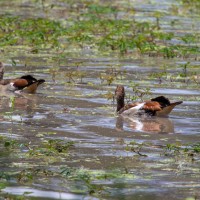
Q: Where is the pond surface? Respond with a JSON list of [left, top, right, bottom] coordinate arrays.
[[0, 0, 200, 200]]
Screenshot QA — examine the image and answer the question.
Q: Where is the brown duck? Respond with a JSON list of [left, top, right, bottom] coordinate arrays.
[[115, 85, 183, 117], [0, 62, 45, 93]]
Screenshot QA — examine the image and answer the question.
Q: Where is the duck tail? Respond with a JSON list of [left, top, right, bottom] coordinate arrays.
[[37, 79, 45, 85], [170, 101, 183, 106]]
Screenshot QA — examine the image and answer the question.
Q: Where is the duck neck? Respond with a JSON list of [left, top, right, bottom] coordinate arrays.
[[116, 96, 125, 112], [0, 64, 4, 81]]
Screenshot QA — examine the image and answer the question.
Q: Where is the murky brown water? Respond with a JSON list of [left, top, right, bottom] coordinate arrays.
[[0, 0, 200, 200]]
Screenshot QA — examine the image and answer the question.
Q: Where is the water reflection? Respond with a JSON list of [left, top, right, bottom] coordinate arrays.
[[0, 93, 39, 116], [116, 115, 174, 134], [2, 187, 85, 200]]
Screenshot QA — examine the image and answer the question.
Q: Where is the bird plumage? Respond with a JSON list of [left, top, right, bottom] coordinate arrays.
[[115, 85, 182, 117], [0, 62, 45, 93]]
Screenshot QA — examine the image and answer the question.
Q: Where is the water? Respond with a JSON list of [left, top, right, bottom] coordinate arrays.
[[0, 0, 200, 199]]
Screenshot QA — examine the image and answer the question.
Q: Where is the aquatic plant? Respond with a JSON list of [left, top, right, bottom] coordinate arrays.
[[0, 1, 200, 199], [126, 141, 148, 157], [28, 139, 74, 156], [0, 1, 199, 59], [129, 82, 151, 101], [99, 66, 125, 85], [60, 166, 135, 195], [180, 0, 200, 10], [164, 142, 200, 158]]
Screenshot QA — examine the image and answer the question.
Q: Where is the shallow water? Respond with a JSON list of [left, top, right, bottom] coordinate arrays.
[[0, 0, 200, 200]]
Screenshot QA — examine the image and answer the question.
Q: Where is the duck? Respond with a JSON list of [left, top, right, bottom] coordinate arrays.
[[0, 62, 45, 94], [115, 85, 183, 117]]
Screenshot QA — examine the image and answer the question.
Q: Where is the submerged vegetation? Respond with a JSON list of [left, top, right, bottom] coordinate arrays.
[[0, 0, 199, 60], [0, 0, 200, 199], [1, 136, 199, 197], [0, 0, 199, 92]]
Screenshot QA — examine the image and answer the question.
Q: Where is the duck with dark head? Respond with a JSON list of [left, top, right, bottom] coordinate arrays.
[[0, 62, 45, 94], [115, 85, 183, 117]]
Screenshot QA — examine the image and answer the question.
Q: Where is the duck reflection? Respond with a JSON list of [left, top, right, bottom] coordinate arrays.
[[0, 93, 39, 116], [116, 115, 174, 133]]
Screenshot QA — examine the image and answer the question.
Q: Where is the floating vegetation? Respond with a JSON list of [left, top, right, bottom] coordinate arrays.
[[28, 139, 74, 156], [129, 82, 152, 101], [0, 1, 199, 59], [125, 140, 148, 157], [0, 1, 200, 200], [100, 67, 126, 85], [164, 142, 200, 157]]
